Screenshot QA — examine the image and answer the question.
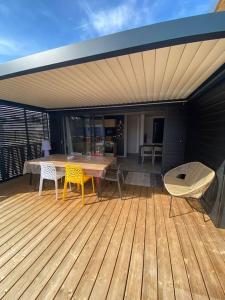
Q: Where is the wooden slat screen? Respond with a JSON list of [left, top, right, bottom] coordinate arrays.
[[0, 104, 49, 182]]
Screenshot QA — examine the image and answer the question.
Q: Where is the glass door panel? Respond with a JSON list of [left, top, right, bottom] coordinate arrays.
[[66, 116, 94, 155], [66, 115, 105, 156], [84, 117, 92, 155], [93, 116, 105, 156]]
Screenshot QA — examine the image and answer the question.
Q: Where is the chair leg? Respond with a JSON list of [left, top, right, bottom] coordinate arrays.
[[81, 184, 85, 206], [121, 171, 125, 183], [169, 195, 173, 218], [63, 181, 68, 201], [55, 179, 58, 200], [202, 211, 206, 222], [92, 176, 95, 193], [117, 179, 122, 200], [99, 178, 102, 201], [39, 177, 44, 196]]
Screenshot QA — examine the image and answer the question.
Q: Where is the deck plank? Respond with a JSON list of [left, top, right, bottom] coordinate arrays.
[[106, 187, 140, 300], [141, 187, 158, 300], [89, 187, 133, 300], [1, 195, 98, 299], [33, 186, 116, 299], [0, 195, 55, 243], [72, 195, 125, 299], [155, 188, 175, 300], [160, 192, 192, 300], [178, 199, 225, 297], [176, 197, 225, 300], [0, 200, 78, 270], [124, 186, 147, 300], [172, 196, 209, 300], [0, 177, 225, 299], [53, 197, 117, 299]]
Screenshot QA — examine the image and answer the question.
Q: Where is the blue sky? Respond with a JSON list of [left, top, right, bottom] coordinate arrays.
[[0, 0, 217, 63]]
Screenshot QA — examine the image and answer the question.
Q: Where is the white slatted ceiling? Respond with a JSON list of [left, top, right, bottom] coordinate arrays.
[[0, 38, 224, 108]]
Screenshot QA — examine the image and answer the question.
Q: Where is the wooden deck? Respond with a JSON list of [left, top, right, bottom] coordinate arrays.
[[0, 176, 225, 300]]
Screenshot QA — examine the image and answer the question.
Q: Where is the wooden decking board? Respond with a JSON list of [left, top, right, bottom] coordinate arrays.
[[160, 192, 192, 300], [141, 187, 158, 300], [0, 195, 66, 255], [176, 197, 225, 300], [124, 186, 147, 300], [72, 194, 125, 299], [0, 194, 47, 232], [0, 177, 225, 299], [0, 201, 83, 298], [0, 195, 54, 240], [0, 192, 35, 215], [155, 188, 175, 300], [179, 199, 225, 296], [53, 196, 118, 299], [1, 196, 98, 299], [89, 187, 133, 300], [0, 199, 78, 270], [172, 196, 209, 300], [185, 200, 225, 263], [34, 188, 116, 300], [72, 186, 131, 300], [32, 186, 115, 299], [0, 193, 39, 221], [12, 201, 101, 300], [106, 186, 140, 300]]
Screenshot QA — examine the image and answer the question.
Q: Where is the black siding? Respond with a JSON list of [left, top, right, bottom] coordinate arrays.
[[49, 112, 65, 154], [187, 80, 225, 227]]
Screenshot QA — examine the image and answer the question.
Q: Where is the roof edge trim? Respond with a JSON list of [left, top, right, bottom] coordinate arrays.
[[0, 12, 225, 80]]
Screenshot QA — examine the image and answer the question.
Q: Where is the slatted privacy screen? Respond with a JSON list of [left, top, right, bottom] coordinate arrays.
[[0, 104, 49, 182]]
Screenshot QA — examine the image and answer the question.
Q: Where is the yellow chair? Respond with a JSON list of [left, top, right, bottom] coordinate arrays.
[[63, 164, 95, 205]]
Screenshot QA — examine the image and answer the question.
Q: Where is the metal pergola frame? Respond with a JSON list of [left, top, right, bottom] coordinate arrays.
[[0, 12, 224, 84]]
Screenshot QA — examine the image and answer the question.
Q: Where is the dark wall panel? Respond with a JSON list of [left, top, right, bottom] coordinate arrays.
[[49, 112, 65, 154], [162, 106, 187, 173], [186, 81, 225, 227], [49, 103, 187, 174]]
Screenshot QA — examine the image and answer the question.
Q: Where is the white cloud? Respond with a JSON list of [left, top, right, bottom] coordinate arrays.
[[41, 10, 59, 23], [78, 0, 215, 39], [88, 4, 134, 35], [0, 37, 42, 63], [0, 38, 18, 56], [78, 0, 157, 37]]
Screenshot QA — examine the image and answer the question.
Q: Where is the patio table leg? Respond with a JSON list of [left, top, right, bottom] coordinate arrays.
[[95, 177, 102, 199]]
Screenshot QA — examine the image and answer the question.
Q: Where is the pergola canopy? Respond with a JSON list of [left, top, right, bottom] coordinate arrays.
[[0, 12, 225, 109]]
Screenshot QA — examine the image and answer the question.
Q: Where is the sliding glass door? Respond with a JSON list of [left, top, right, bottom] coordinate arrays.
[[66, 116, 92, 155], [66, 115, 105, 156]]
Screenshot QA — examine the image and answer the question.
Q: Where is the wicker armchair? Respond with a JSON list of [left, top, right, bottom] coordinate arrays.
[[163, 162, 215, 218]]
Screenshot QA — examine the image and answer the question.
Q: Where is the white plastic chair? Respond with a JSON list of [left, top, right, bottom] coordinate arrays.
[[163, 162, 215, 218], [141, 146, 154, 164], [39, 162, 65, 200], [153, 146, 163, 166]]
